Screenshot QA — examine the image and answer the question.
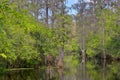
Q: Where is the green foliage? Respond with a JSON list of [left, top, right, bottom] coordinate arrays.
[[65, 38, 79, 53], [102, 9, 120, 57], [86, 33, 102, 57], [0, 0, 119, 70], [0, 0, 61, 68], [86, 9, 120, 57], [107, 34, 120, 57], [0, 0, 73, 68], [64, 55, 79, 74], [0, 56, 6, 74], [0, 53, 7, 59]]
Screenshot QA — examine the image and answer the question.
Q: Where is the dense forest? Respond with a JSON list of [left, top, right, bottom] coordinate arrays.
[[0, 0, 120, 73]]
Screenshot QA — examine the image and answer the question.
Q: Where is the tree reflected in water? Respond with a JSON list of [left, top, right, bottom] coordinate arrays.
[[0, 60, 120, 80]]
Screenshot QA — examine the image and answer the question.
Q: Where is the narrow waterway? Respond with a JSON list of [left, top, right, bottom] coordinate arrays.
[[0, 60, 120, 80]]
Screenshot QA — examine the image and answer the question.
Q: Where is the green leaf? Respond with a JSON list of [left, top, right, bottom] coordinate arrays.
[[0, 53, 7, 59]]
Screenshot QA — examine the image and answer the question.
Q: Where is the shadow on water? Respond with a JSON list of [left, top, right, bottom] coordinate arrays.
[[0, 60, 120, 80]]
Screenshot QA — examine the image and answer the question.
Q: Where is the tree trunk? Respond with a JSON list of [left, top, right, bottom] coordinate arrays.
[[45, 0, 49, 26], [81, 18, 86, 63]]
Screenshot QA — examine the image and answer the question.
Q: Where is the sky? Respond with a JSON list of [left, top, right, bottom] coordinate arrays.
[[66, 0, 78, 7], [66, 0, 78, 14], [66, 0, 92, 14], [66, 0, 92, 7], [66, 0, 91, 6]]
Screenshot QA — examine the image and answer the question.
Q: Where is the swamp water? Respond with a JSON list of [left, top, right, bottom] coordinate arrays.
[[0, 60, 120, 80]]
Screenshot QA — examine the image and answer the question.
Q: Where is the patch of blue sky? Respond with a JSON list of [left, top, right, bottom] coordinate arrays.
[[66, 0, 92, 15], [66, 0, 78, 15]]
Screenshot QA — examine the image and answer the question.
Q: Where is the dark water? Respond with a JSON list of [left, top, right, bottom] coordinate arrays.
[[0, 61, 120, 80]]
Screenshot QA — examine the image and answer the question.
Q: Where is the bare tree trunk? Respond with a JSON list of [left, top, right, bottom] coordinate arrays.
[[45, 0, 49, 26], [57, 0, 66, 69], [51, 10, 55, 28], [102, 19, 106, 63], [102, 56, 106, 80], [60, 47, 64, 60], [81, 16, 86, 63], [82, 61, 87, 80], [101, 3, 106, 62], [59, 0, 65, 60], [57, 68, 64, 80]]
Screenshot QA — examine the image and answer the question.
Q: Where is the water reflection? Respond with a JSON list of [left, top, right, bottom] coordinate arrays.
[[0, 61, 120, 80], [57, 68, 64, 80], [46, 66, 54, 80]]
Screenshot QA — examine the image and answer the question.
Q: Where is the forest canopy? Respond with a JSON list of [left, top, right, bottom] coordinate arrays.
[[0, 0, 120, 69]]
